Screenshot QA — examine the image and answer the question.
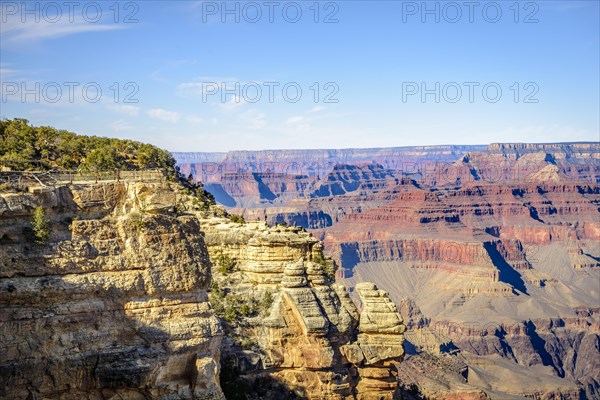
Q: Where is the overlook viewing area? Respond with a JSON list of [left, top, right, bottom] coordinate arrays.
[[0, 161, 166, 191]]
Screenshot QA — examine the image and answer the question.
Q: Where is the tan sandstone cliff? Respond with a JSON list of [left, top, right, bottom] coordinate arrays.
[[0, 173, 406, 399], [199, 216, 406, 399]]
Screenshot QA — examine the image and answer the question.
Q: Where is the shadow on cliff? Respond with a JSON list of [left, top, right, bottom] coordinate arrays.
[[205, 183, 237, 208], [0, 274, 191, 399], [525, 321, 561, 377], [483, 242, 528, 295], [220, 359, 302, 400], [253, 173, 277, 201], [339, 242, 361, 277]]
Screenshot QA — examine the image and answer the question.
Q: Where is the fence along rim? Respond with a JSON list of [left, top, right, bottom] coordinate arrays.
[[1, 166, 166, 187]]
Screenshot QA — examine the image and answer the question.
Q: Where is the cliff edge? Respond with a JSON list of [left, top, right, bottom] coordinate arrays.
[[0, 172, 406, 399]]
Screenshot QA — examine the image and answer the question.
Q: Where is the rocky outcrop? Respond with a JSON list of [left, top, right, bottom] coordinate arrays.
[[0, 177, 224, 399], [342, 283, 405, 398], [0, 174, 407, 399], [199, 218, 406, 399]]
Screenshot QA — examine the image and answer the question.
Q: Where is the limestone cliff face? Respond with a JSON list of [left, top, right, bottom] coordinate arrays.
[[0, 175, 406, 399], [1, 179, 224, 399], [200, 219, 405, 399], [486, 142, 600, 161]]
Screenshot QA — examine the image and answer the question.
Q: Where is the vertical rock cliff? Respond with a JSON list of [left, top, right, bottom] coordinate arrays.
[[0, 174, 406, 399], [200, 217, 406, 399], [0, 178, 224, 399]]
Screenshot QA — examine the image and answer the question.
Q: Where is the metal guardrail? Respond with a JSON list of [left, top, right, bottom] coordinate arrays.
[[0, 169, 166, 190]]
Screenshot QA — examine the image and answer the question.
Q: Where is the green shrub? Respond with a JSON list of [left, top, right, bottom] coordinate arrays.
[[239, 337, 256, 349], [229, 214, 246, 224], [313, 252, 325, 264], [223, 305, 239, 322], [215, 252, 236, 274], [174, 203, 186, 215], [31, 206, 50, 244], [313, 252, 336, 280], [260, 291, 274, 316], [129, 212, 146, 232]]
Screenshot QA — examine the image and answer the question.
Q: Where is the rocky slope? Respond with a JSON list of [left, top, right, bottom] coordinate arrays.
[[0, 172, 406, 399], [0, 174, 225, 399]]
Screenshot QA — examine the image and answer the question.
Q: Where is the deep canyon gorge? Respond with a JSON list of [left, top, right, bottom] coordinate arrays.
[[0, 138, 598, 399], [176, 142, 600, 399]]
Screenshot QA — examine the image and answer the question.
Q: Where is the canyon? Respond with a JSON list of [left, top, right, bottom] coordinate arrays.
[[0, 140, 597, 399], [176, 142, 600, 399]]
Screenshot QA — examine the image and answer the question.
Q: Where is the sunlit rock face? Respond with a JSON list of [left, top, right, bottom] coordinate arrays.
[[0, 176, 407, 400], [200, 217, 406, 399], [1, 179, 225, 400]]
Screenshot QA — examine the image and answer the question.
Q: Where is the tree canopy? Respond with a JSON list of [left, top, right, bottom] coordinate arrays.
[[0, 118, 176, 172]]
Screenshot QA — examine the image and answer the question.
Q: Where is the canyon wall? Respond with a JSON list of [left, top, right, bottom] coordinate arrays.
[[0, 178, 225, 399], [178, 142, 600, 399], [0, 174, 406, 399]]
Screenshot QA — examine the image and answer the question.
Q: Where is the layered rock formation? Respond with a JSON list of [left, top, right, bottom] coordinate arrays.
[[175, 145, 483, 209], [0, 173, 407, 399], [199, 217, 406, 399], [178, 142, 600, 399], [0, 177, 224, 399]]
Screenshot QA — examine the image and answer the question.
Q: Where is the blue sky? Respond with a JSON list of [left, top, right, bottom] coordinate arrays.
[[1, 0, 598, 151]]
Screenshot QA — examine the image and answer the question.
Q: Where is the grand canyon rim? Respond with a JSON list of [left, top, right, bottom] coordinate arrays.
[[1, 1, 599, 399]]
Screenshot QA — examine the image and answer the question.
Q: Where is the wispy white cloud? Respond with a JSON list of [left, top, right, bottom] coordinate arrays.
[[286, 115, 304, 125], [148, 108, 181, 123], [1, 16, 125, 47], [186, 115, 205, 124], [176, 78, 269, 104], [219, 95, 246, 111], [0, 63, 22, 82], [0, 63, 19, 78], [176, 77, 239, 98], [285, 106, 337, 128], [111, 119, 134, 132], [149, 59, 198, 84]]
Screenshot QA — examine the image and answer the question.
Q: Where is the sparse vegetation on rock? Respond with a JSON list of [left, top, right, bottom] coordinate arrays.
[[31, 206, 50, 244], [215, 252, 236, 274], [229, 214, 246, 224]]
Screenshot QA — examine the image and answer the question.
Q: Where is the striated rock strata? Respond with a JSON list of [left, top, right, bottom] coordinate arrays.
[[200, 218, 405, 399], [0, 174, 407, 399], [0, 178, 224, 399]]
